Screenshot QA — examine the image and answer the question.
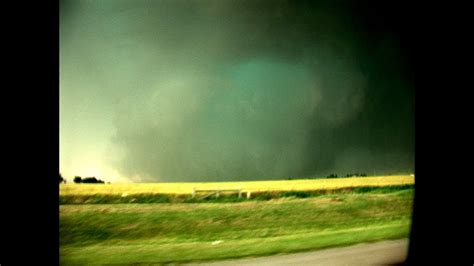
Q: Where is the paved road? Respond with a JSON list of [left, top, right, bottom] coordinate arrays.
[[185, 239, 409, 266]]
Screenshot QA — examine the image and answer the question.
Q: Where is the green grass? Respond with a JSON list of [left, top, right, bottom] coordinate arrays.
[[60, 188, 413, 265]]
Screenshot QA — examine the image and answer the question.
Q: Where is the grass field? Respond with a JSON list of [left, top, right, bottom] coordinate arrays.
[[60, 184, 414, 265], [60, 175, 414, 196]]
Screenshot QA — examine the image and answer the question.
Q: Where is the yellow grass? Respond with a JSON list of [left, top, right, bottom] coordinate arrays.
[[60, 175, 414, 196]]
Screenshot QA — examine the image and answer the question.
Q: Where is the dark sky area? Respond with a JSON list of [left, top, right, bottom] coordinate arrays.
[[60, 0, 414, 182]]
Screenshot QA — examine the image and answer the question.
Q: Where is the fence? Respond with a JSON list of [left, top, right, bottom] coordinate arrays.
[[192, 187, 252, 199]]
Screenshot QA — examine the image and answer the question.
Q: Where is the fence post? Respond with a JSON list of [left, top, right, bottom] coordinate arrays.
[[192, 187, 196, 198], [247, 191, 251, 199]]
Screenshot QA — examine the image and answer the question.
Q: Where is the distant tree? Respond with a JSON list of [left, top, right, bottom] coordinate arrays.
[[82, 177, 106, 184], [327, 174, 338, 178], [73, 176, 106, 184], [59, 173, 64, 184], [82, 177, 97, 183]]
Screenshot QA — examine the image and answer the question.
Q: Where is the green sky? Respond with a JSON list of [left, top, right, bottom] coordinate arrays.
[[60, 0, 414, 182]]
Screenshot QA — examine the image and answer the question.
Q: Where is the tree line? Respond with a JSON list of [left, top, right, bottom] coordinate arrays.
[[74, 176, 107, 184], [326, 173, 368, 178], [59, 173, 108, 184]]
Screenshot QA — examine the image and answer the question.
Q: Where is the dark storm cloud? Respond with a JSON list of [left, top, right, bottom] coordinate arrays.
[[61, 0, 414, 181]]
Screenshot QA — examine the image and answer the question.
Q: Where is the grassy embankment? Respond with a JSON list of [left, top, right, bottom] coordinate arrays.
[[60, 175, 414, 265]]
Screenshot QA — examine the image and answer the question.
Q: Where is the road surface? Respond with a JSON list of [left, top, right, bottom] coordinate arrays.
[[185, 239, 409, 266]]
